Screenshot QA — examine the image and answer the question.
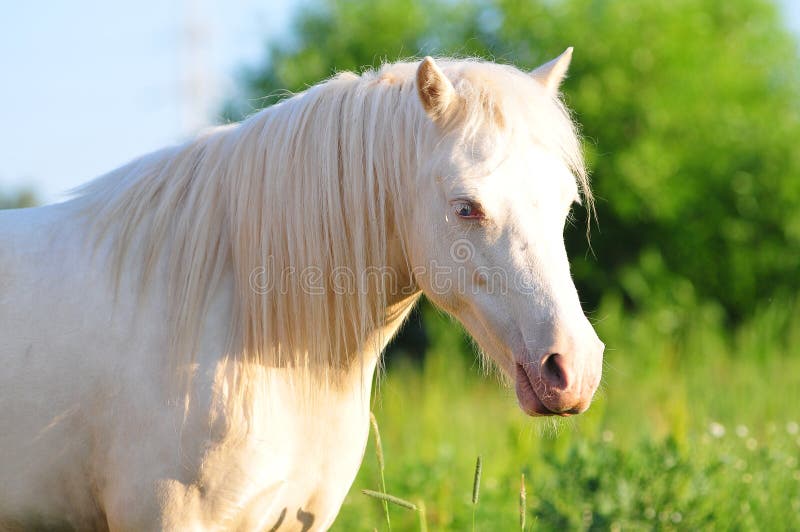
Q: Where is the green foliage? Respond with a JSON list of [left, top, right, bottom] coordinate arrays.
[[332, 297, 800, 530], [230, 0, 800, 321], [544, 0, 800, 321]]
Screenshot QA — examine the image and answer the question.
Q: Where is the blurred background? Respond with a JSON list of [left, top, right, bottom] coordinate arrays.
[[2, 0, 799, 529]]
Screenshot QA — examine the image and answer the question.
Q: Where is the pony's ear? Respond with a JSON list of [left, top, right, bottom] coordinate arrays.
[[417, 56, 456, 122], [530, 47, 573, 95]]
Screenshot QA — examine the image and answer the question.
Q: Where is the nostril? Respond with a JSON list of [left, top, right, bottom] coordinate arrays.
[[542, 353, 568, 389]]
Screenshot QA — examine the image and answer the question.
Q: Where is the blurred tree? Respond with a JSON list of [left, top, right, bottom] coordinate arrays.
[[0, 188, 36, 209], [228, 0, 800, 324]]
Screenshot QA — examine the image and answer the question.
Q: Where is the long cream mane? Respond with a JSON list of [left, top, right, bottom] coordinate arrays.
[[73, 58, 590, 388]]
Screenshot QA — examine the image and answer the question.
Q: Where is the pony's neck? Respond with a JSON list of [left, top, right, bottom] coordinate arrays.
[[327, 230, 421, 373]]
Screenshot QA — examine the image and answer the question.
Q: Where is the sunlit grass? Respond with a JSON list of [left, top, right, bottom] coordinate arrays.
[[333, 297, 800, 530]]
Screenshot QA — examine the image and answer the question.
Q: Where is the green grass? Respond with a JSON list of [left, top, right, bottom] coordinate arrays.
[[332, 296, 800, 530]]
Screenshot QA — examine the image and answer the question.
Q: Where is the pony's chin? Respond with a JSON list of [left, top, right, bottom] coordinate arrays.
[[514, 363, 571, 417]]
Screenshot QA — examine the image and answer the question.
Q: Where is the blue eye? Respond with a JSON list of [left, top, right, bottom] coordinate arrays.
[[453, 200, 483, 220]]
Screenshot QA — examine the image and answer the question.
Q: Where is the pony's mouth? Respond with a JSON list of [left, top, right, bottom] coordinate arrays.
[[514, 363, 576, 417]]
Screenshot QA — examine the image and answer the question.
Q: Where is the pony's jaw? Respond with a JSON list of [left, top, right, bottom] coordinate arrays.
[[455, 304, 604, 417]]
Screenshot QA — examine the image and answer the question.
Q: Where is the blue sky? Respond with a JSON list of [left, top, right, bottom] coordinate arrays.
[[0, 0, 300, 203], [1, 1, 798, 204]]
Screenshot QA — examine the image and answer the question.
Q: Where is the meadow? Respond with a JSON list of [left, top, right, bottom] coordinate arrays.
[[333, 296, 800, 530]]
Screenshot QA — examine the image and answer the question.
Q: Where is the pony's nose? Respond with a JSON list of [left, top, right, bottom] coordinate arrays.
[[541, 353, 570, 390], [536, 339, 604, 414]]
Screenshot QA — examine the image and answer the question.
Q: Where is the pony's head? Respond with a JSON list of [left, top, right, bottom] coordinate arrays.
[[405, 51, 603, 416]]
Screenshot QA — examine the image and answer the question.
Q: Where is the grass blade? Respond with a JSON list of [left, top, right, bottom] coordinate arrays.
[[520, 473, 527, 531], [417, 499, 428, 532], [472, 455, 482, 531], [369, 412, 391, 530], [362, 489, 418, 511], [370, 412, 385, 473], [472, 456, 482, 505]]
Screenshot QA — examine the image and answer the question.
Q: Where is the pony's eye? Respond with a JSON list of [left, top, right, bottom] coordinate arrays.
[[452, 200, 483, 220]]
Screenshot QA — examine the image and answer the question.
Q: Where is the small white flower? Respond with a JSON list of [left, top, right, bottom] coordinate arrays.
[[709, 422, 726, 438], [736, 425, 749, 438], [787, 421, 799, 435], [746, 438, 758, 451], [602, 430, 614, 443]]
